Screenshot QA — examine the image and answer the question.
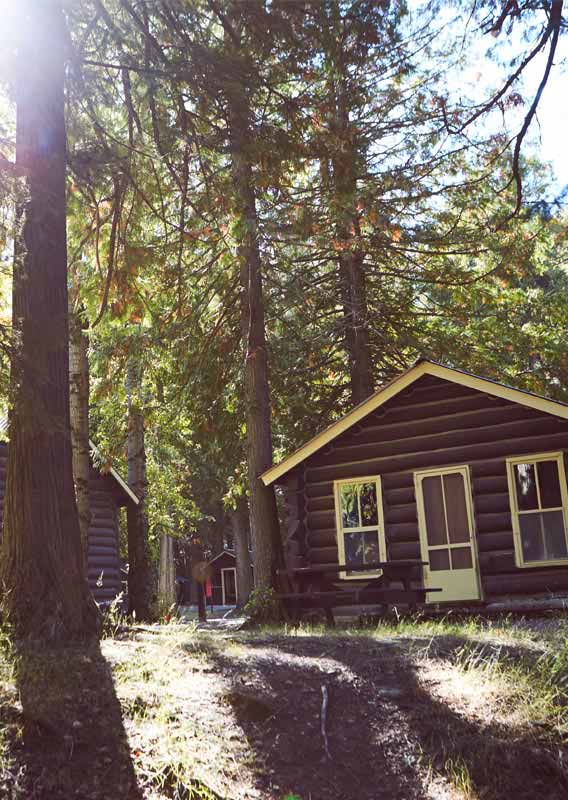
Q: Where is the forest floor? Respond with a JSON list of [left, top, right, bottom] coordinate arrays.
[[1, 615, 568, 800]]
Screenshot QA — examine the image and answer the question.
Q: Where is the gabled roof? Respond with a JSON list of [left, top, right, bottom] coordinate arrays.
[[208, 550, 236, 565], [89, 439, 139, 505], [261, 359, 568, 486], [0, 416, 139, 506]]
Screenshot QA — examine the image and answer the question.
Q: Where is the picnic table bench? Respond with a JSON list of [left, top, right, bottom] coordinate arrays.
[[276, 560, 440, 625]]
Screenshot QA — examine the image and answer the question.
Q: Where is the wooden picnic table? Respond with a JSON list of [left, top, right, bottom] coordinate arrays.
[[276, 559, 439, 625]]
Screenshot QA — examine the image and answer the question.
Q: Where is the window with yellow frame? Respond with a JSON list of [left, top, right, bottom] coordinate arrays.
[[506, 451, 568, 568], [333, 476, 386, 578]]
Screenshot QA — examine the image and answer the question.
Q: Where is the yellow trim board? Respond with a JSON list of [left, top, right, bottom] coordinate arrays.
[[261, 360, 568, 486]]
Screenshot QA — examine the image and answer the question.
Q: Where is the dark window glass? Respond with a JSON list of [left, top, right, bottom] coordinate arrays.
[[451, 547, 473, 570], [360, 483, 378, 527], [341, 484, 360, 528], [538, 460, 563, 509], [430, 549, 450, 571], [520, 511, 567, 562], [444, 473, 470, 543], [422, 476, 447, 546], [543, 511, 568, 559], [344, 531, 364, 567], [344, 531, 380, 568], [362, 532, 380, 564], [515, 463, 538, 510]]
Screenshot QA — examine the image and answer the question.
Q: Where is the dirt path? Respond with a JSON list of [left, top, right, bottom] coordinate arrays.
[[2, 626, 567, 799], [104, 627, 568, 800]]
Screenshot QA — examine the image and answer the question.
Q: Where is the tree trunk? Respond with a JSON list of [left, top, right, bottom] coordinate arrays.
[[0, 0, 99, 641], [158, 533, 175, 613], [190, 539, 207, 622], [326, 0, 374, 406], [226, 29, 283, 590], [231, 497, 253, 607], [69, 308, 90, 569], [126, 358, 153, 619], [338, 249, 374, 405]]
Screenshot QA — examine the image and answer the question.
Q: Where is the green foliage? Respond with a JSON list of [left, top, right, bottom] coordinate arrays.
[[100, 593, 127, 639], [244, 587, 281, 624], [0, 0, 567, 576]]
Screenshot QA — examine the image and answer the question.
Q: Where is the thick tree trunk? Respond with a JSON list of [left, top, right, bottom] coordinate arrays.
[[231, 497, 253, 607], [126, 359, 153, 619], [158, 533, 175, 612], [338, 248, 374, 406], [69, 308, 91, 568], [226, 32, 283, 590], [190, 540, 207, 622], [326, 0, 374, 406], [0, 0, 99, 641]]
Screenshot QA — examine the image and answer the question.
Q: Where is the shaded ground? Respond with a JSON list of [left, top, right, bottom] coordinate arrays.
[[1, 617, 568, 799]]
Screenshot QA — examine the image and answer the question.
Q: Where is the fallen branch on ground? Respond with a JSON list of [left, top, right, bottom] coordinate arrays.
[[321, 684, 331, 760]]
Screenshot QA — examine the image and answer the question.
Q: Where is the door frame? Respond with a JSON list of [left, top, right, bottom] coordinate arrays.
[[221, 567, 238, 606], [414, 464, 483, 603]]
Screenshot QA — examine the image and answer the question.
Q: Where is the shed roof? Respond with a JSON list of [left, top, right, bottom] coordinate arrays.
[[208, 550, 236, 566], [261, 359, 568, 486]]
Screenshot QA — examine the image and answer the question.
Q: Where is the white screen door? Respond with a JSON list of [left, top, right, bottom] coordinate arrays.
[[414, 466, 481, 603]]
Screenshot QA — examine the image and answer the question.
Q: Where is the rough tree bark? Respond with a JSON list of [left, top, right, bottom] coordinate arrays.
[[0, 0, 99, 641], [326, 0, 374, 406], [158, 533, 175, 612], [231, 496, 253, 607], [69, 307, 91, 569], [226, 39, 283, 590], [189, 539, 207, 623], [126, 358, 153, 619]]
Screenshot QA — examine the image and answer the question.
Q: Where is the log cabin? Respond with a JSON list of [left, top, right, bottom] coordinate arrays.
[[208, 550, 238, 606], [0, 439, 138, 603], [262, 360, 568, 605]]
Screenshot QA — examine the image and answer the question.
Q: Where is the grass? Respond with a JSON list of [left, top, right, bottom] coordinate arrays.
[[1, 613, 568, 798]]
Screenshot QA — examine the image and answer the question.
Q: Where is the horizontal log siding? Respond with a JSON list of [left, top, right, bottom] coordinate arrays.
[[88, 472, 122, 601], [0, 442, 122, 603], [299, 375, 568, 600]]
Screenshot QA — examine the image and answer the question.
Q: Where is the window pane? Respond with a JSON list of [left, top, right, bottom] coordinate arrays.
[[344, 531, 381, 570], [360, 483, 378, 526], [362, 532, 380, 564], [520, 511, 568, 562], [515, 463, 538, 510], [430, 549, 450, 571], [344, 531, 364, 567], [538, 460, 563, 509], [340, 484, 360, 528], [451, 547, 473, 570], [422, 476, 447, 546], [543, 511, 568, 559], [443, 473, 470, 543]]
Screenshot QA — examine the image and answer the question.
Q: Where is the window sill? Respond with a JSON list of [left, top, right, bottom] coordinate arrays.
[[339, 569, 383, 581], [516, 558, 568, 569]]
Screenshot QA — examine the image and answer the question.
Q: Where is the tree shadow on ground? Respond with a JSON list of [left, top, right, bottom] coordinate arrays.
[[189, 630, 568, 800], [0, 638, 142, 800]]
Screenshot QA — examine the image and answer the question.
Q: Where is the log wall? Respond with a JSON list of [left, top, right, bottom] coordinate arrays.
[[286, 374, 568, 601]]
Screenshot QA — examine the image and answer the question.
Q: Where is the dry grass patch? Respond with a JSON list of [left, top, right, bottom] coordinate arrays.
[[0, 615, 567, 799]]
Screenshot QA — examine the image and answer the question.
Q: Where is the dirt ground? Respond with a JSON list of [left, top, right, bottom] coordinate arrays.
[[1, 621, 568, 799]]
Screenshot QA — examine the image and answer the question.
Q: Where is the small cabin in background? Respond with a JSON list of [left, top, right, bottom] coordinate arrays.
[[0, 440, 138, 603], [208, 550, 238, 606], [262, 360, 568, 607]]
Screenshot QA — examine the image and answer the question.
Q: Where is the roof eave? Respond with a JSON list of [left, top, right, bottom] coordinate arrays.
[[261, 361, 568, 486]]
